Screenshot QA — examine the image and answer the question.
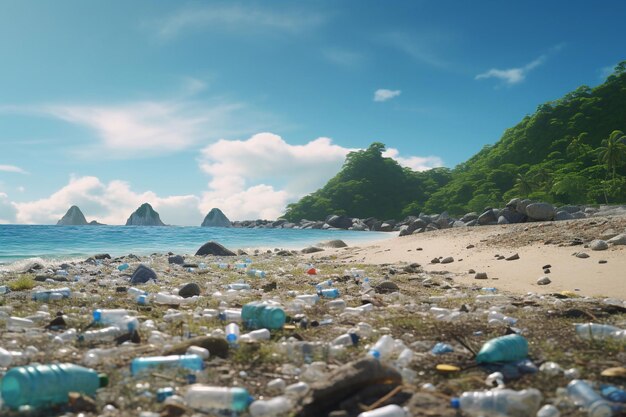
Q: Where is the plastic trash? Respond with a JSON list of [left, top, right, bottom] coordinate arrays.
[[476, 334, 529, 364], [358, 404, 408, 417], [575, 323, 625, 341], [315, 279, 333, 291], [130, 354, 204, 376], [0, 363, 108, 409], [485, 372, 505, 388], [184, 385, 253, 412], [118, 263, 129, 271], [219, 309, 242, 322], [157, 387, 175, 402], [537, 404, 561, 417], [80, 326, 125, 343], [368, 334, 395, 360], [93, 308, 130, 325], [600, 384, 626, 403], [319, 288, 340, 299], [331, 333, 360, 347], [32, 287, 71, 301], [567, 380, 613, 417], [186, 346, 210, 360], [249, 396, 292, 417], [226, 323, 240, 344], [0, 348, 22, 367], [247, 269, 266, 278], [284, 381, 310, 398], [452, 388, 542, 417], [296, 294, 319, 305], [327, 299, 347, 311], [431, 342, 454, 355], [155, 293, 186, 305], [228, 283, 251, 290], [241, 302, 286, 330], [267, 378, 286, 394], [0, 285, 10, 294], [6, 316, 36, 330], [240, 328, 271, 343]]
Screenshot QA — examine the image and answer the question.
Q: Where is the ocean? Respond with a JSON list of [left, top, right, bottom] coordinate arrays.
[[0, 225, 393, 267]]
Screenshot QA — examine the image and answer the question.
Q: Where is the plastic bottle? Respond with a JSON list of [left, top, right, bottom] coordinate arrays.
[[32, 287, 71, 301], [315, 280, 333, 291], [0, 363, 108, 409], [319, 288, 340, 299], [241, 302, 286, 330], [130, 354, 204, 376], [155, 293, 185, 305], [575, 323, 623, 341], [240, 328, 271, 343], [247, 269, 266, 278], [537, 404, 561, 417], [93, 308, 130, 325], [331, 333, 359, 347], [226, 323, 240, 344], [184, 385, 253, 412], [80, 326, 124, 343], [296, 294, 319, 305], [600, 384, 626, 403], [396, 348, 414, 368], [0, 285, 10, 294], [118, 263, 129, 271], [128, 287, 147, 297], [7, 316, 36, 330], [0, 347, 22, 367], [567, 380, 613, 417], [475, 334, 529, 364], [249, 396, 292, 417], [357, 404, 407, 417], [228, 283, 251, 291], [218, 309, 242, 322], [368, 335, 395, 360], [452, 388, 542, 417], [327, 299, 347, 311]]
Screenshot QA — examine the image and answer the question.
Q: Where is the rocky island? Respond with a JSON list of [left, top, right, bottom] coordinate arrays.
[[125, 203, 166, 226]]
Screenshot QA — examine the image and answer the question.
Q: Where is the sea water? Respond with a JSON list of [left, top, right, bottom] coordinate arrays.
[[0, 225, 392, 267]]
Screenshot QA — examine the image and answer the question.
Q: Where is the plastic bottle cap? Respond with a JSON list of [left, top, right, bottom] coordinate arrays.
[[93, 310, 102, 322], [99, 374, 109, 387], [349, 333, 360, 345], [226, 334, 237, 343], [450, 397, 460, 409]]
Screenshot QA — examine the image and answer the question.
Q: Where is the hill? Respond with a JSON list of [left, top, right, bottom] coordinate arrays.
[[283, 62, 626, 221]]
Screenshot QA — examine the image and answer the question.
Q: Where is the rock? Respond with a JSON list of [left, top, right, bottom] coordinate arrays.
[[168, 255, 185, 265], [516, 199, 533, 215], [378, 222, 395, 232], [57, 205, 89, 225], [178, 283, 201, 298], [525, 202, 555, 221], [430, 258, 440, 264], [262, 281, 277, 292], [276, 250, 294, 256], [301, 247, 324, 254], [497, 215, 509, 224], [608, 233, 626, 245], [460, 212, 478, 223], [161, 403, 187, 417], [94, 253, 111, 260], [468, 269, 476, 274], [590, 240, 608, 251], [555, 210, 574, 221], [318, 240, 348, 248], [130, 265, 157, 284], [505, 253, 520, 261], [600, 229, 618, 240], [500, 207, 526, 223], [477, 209, 497, 225], [599, 260, 608, 264], [440, 256, 454, 264], [164, 336, 229, 358], [326, 215, 353, 229], [537, 276, 551, 285], [559, 205, 582, 214], [474, 272, 488, 280], [125, 203, 165, 226], [195, 241, 236, 256], [575, 252, 590, 259], [375, 281, 400, 294], [297, 358, 402, 417], [201, 208, 231, 227]]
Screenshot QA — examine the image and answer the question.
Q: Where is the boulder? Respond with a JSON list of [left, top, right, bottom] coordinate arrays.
[[201, 208, 231, 227], [57, 206, 89, 226], [477, 209, 498, 225], [195, 241, 236, 256], [506, 198, 521, 209], [558, 205, 582, 214], [179, 283, 201, 298], [375, 281, 400, 294], [318, 240, 348, 248], [168, 255, 185, 265], [537, 276, 551, 285], [590, 240, 608, 251], [525, 202, 555, 221], [326, 215, 353, 229], [130, 265, 157, 284], [378, 223, 395, 232], [497, 216, 509, 224], [460, 212, 478, 223], [608, 233, 626, 245], [94, 253, 111, 260], [555, 210, 574, 221], [125, 203, 165, 226], [516, 199, 533, 215], [500, 207, 526, 224]]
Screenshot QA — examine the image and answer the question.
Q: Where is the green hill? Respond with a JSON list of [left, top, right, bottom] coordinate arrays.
[[283, 62, 626, 221]]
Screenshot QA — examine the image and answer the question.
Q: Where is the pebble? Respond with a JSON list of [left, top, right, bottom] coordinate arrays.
[[537, 276, 551, 285], [474, 272, 488, 280], [598, 260, 607, 264], [440, 256, 454, 264], [505, 253, 520, 261], [575, 252, 590, 258]]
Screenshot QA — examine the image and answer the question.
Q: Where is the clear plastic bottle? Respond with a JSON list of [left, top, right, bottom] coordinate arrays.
[[240, 328, 271, 342], [315, 280, 333, 291], [331, 333, 359, 347], [80, 326, 124, 343], [368, 335, 395, 360], [226, 323, 240, 344], [93, 308, 129, 325], [452, 388, 542, 417], [7, 316, 36, 330], [130, 354, 204, 376], [537, 404, 561, 417], [327, 299, 347, 311], [241, 302, 286, 330], [228, 283, 251, 291], [0, 363, 108, 409], [128, 287, 147, 297], [567, 380, 613, 417], [184, 385, 253, 412], [296, 294, 319, 305], [155, 293, 185, 305], [32, 287, 71, 301], [575, 323, 623, 341], [249, 396, 292, 417], [247, 269, 266, 278], [357, 404, 407, 417], [219, 309, 242, 322]]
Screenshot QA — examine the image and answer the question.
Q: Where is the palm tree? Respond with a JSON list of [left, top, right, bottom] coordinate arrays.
[[515, 172, 534, 197], [598, 130, 626, 180]]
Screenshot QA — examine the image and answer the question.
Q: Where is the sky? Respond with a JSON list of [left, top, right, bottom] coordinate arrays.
[[0, 0, 624, 225]]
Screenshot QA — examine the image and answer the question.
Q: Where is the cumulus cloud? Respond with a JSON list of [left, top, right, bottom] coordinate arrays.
[[382, 148, 444, 171], [0, 164, 28, 174], [13, 176, 203, 225], [154, 5, 327, 38], [476, 56, 545, 85], [374, 89, 402, 102]]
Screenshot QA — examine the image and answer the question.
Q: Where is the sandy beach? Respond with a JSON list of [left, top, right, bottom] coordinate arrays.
[[311, 216, 626, 299]]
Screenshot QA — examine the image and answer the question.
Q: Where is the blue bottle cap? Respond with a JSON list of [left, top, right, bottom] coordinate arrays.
[[369, 349, 380, 359], [226, 334, 237, 343], [93, 309, 102, 322], [450, 397, 460, 409], [349, 333, 360, 345]]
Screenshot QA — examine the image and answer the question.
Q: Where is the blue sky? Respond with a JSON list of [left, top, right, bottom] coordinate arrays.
[[0, 0, 624, 224]]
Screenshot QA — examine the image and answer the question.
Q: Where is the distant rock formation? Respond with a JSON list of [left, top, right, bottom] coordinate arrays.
[[125, 203, 166, 226], [201, 208, 231, 227], [57, 206, 88, 225]]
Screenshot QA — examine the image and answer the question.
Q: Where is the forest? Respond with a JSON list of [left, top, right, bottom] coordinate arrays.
[[283, 62, 626, 221]]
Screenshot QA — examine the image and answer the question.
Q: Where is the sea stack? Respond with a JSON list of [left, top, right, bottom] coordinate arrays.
[[57, 206, 89, 225], [125, 203, 166, 226], [201, 208, 231, 227]]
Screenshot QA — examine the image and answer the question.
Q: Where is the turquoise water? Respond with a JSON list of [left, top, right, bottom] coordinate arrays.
[[0, 225, 392, 265]]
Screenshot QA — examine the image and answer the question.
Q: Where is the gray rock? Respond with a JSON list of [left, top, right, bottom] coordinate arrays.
[[575, 252, 590, 258], [57, 205, 89, 226], [378, 222, 395, 232], [94, 253, 111, 260], [201, 208, 231, 227], [500, 207, 526, 224], [474, 272, 488, 280], [130, 265, 157, 284], [506, 198, 521, 209], [608, 233, 626, 245], [506, 253, 520, 261], [452, 221, 467, 227], [461, 212, 478, 223], [559, 205, 582, 214], [537, 276, 551, 285], [570, 211, 587, 219], [555, 210, 574, 221], [179, 282, 201, 298], [600, 229, 618, 240], [525, 202, 555, 221], [516, 199, 533, 215], [125, 203, 165, 226], [195, 241, 236, 256], [301, 247, 324, 254], [477, 209, 497, 225], [375, 281, 400, 294], [590, 240, 608, 251], [497, 216, 509, 225], [326, 215, 353, 229], [440, 256, 454, 264], [168, 255, 185, 265], [318, 240, 348, 248]]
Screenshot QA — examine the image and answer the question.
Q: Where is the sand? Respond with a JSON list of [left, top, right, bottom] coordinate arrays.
[[311, 216, 626, 299]]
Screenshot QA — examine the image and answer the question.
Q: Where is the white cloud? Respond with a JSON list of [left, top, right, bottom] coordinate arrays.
[[0, 164, 28, 174], [13, 176, 203, 225], [154, 5, 326, 38], [382, 148, 444, 171], [476, 56, 545, 85], [374, 89, 402, 102]]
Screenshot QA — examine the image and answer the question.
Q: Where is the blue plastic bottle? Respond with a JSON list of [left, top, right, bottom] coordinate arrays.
[[118, 263, 129, 271], [0, 363, 108, 409], [319, 288, 340, 299], [246, 269, 266, 278], [475, 334, 528, 364], [130, 354, 204, 376], [241, 302, 286, 330]]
